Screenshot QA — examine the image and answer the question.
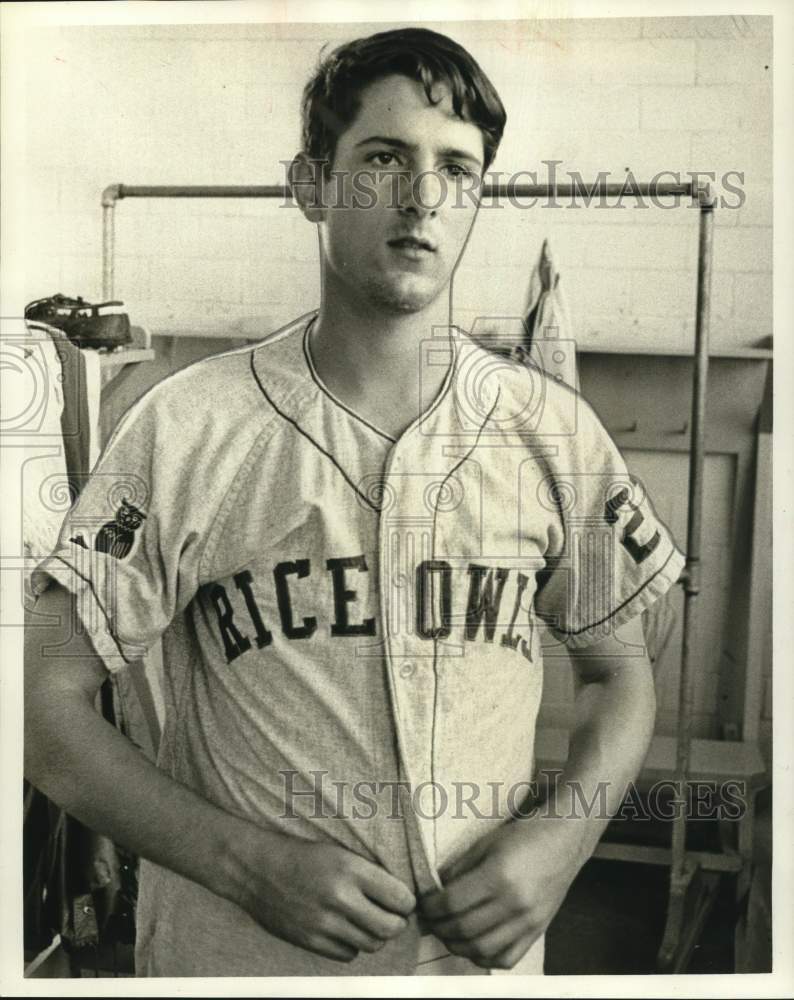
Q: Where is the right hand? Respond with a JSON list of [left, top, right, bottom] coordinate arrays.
[[234, 831, 416, 963]]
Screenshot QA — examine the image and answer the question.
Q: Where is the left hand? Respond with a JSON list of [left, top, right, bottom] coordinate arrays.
[[419, 813, 585, 970]]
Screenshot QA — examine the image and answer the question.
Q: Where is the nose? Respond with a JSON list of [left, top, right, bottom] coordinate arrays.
[[396, 169, 443, 218]]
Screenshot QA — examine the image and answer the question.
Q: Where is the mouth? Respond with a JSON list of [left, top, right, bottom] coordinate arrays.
[[387, 236, 437, 255]]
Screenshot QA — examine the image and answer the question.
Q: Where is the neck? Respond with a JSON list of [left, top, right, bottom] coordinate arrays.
[[307, 269, 455, 435], [313, 280, 452, 376]]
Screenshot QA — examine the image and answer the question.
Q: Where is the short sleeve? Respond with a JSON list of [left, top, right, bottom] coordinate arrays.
[[533, 397, 686, 650], [30, 386, 207, 672]]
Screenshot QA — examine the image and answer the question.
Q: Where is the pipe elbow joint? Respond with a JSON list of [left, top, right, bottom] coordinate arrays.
[[695, 181, 716, 212], [101, 184, 123, 208]]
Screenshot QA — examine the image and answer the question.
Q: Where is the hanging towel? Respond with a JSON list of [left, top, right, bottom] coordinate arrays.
[[520, 239, 579, 391]]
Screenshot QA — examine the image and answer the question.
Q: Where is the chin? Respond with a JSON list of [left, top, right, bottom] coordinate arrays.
[[364, 277, 442, 315]]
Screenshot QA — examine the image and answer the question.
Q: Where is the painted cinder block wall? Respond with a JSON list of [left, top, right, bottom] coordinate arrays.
[[24, 15, 772, 351]]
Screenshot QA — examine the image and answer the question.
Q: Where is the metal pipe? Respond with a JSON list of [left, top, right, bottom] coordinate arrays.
[[101, 186, 122, 299], [101, 180, 695, 203], [102, 203, 115, 300], [107, 184, 289, 201], [670, 183, 715, 887]]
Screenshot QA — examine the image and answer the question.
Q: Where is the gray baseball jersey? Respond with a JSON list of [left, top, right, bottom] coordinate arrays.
[[32, 311, 685, 976]]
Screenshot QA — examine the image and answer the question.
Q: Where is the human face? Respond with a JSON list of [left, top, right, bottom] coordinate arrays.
[[316, 74, 485, 315]]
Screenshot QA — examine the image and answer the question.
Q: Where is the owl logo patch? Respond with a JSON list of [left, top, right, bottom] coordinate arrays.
[[70, 499, 147, 560]]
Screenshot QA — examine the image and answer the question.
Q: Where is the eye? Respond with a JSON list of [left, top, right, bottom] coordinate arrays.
[[442, 162, 475, 179], [366, 151, 400, 168]]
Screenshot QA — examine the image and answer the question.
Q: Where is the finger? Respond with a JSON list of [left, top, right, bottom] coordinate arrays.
[[338, 891, 409, 941], [440, 841, 485, 883], [356, 863, 416, 916], [427, 899, 505, 942], [322, 912, 389, 955], [489, 929, 541, 971], [420, 867, 494, 920], [302, 932, 358, 963], [446, 914, 533, 964]]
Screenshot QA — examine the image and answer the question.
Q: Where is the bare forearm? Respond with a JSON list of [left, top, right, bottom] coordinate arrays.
[[536, 616, 657, 869], [25, 688, 263, 910], [550, 662, 655, 865]]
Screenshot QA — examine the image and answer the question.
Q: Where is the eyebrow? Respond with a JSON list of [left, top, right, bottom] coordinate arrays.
[[355, 135, 483, 167]]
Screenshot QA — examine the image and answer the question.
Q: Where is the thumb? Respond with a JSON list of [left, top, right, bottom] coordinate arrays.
[[440, 838, 488, 884]]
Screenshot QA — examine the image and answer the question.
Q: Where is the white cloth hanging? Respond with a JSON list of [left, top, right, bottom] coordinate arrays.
[[518, 239, 579, 391]]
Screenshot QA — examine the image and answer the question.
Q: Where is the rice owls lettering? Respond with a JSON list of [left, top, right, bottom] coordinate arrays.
[[207, 558, 539, 666]]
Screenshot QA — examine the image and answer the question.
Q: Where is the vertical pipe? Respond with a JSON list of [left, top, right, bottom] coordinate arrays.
[[671, 185, 715, 881], [102, 203, 114, 300], [101, 185, 122, 300]]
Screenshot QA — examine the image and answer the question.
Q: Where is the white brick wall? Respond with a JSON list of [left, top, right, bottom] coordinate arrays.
[[640, 84, 768, 132], [23, 15, 772, 350], [695, 38, 772, 84]]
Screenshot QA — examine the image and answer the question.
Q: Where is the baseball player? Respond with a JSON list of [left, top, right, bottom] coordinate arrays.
[[25, 27, 685, 977]]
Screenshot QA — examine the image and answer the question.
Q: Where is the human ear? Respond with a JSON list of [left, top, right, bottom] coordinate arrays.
[[288, 153, 327, 223]]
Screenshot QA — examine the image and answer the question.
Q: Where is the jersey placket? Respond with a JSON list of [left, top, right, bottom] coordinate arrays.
[[375, 385, 483, 893], [377, 437, 443, 893]]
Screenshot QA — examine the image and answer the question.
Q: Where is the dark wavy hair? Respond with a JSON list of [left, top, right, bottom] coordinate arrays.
[[301, 27, 507, 173]]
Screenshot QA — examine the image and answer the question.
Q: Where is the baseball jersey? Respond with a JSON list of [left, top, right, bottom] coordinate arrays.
[[31, 311, 685, 976]]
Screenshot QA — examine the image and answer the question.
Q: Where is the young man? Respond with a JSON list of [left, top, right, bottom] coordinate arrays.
[[25, 27, 685, 976]]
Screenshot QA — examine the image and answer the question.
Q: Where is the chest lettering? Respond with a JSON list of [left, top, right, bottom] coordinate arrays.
[[205, 555, 539, 666]]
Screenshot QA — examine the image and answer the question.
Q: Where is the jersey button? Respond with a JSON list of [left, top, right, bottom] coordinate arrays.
[[399, 662, 415, 678]]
